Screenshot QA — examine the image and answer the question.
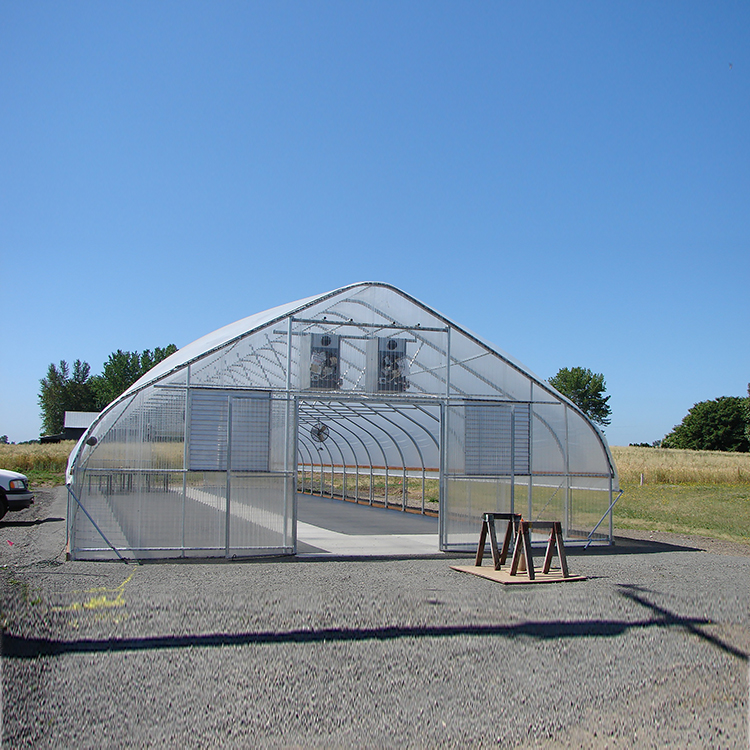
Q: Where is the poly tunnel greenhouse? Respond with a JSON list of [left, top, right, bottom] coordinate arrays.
[[66, 282, 619, 560]]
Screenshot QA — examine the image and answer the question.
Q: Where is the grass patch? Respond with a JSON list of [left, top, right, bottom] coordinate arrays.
[[297, 470, 440, 511], [615, 482, 750, 543]]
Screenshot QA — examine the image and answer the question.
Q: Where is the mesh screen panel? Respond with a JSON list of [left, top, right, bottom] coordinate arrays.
[[442, 476, 513, 549], [228, 474, 292, 552]]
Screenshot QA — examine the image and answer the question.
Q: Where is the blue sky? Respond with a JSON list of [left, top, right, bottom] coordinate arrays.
[[2, 1, 748, 446]]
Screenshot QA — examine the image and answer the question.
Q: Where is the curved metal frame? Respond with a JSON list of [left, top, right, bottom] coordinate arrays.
[[299, 405, 376, 504], [296, 398, 441, 513]]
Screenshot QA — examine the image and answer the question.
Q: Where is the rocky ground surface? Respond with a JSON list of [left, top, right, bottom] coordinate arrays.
[[1, 487, 748, 748]]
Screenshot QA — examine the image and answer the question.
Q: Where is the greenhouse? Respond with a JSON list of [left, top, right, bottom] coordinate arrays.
[[66, 282, 619, 560]]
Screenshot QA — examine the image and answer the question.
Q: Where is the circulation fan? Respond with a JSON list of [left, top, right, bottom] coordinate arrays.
[[310, 421, 330, 443]]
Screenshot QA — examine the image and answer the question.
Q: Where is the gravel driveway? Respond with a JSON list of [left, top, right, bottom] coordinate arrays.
[[2, 487, 749, 748]]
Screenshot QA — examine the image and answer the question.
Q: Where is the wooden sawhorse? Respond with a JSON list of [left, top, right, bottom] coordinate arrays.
[[474, 513, 522, 570], [458, 516, 584, 584], [510, 520, 569, 580]]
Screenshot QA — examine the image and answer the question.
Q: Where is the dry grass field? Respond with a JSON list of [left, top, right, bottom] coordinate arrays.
[[611, 446, 750, 544], [1, 442, 748, 543], [611, 445, 750, 484], [0, 441, 76, 484]]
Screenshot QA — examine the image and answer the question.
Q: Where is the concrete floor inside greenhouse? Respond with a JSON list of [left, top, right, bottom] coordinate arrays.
[[295, 493, 441, 557]]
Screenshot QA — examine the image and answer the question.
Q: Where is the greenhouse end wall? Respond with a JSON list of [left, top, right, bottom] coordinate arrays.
[[67, 282, 618, 560]]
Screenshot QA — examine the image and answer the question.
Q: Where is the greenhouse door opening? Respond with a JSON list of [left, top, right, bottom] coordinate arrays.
[[293, 398, 550, 554], [295, 398, 443, 533]]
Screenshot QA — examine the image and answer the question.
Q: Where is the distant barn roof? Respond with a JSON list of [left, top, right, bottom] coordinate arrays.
[[64, 412, 100, 429]]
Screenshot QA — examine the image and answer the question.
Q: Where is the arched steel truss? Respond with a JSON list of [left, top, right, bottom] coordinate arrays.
[[296, 397, 441, 514]]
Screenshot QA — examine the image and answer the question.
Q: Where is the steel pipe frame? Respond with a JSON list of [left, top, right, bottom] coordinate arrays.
[[297, 416, 359, 501], [299, 401, 391, 507], [310, 302, 520, 401], [297, 398, 440, 512], [298, 406, 375, 504], [308, 403, 409, 509], [298, 431, 336, 496], [70, 289, 617, 557]]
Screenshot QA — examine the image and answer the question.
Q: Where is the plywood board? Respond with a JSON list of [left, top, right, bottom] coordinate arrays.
[[451, 565, 586, 585]]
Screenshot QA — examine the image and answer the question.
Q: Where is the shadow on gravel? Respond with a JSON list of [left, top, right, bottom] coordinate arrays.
[[0, 517, 65, 528], [5, 587, 747, 661], [566, 536, 702, 557], [618, 584, 748, 661]]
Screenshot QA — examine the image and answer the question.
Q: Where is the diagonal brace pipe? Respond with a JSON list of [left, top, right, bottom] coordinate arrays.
[[67, 485, 129, 563], [585, 490, 624, 548]]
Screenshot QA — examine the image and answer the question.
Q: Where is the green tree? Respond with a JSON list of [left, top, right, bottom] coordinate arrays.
[[662, 396, 750, 452], [139, 345, 177, 374], [548, 366, 612, 426], [92, 345, 178, 408], [38, 345, 178, 435], [38, 360, 98, 435]]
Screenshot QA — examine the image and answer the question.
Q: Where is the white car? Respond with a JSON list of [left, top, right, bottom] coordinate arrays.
[[0, 469, 35, 520]]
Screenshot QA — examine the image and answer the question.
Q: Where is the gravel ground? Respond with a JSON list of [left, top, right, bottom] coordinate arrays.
[[1, 487, 749, 749]]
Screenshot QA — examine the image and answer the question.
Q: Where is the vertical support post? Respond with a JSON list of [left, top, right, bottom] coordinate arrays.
[[225, 396, 233, 559], [67, 478, 77, 557], [445, 327, 451, 400], [384, 465, 389, 509], [291, 396, 298, 552], [181, 364, 191, 557], [438, 400, 446, 550], [402, 467, 407, 511], [510, 405, 516, 516], [284, 316, 293, 551], [439, 327, 451, 551], [564, 406, 570, 539], [528, 382, 534, 521]]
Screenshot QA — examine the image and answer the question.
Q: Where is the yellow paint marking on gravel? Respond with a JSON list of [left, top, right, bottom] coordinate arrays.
[[54, 570, 136, 612]]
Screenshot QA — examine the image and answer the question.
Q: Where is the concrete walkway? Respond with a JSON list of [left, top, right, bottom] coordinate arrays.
[[295, 493, 440, 557]]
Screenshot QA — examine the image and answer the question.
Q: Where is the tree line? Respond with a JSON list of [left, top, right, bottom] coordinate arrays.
[[547, 367, 749, 453], [35, 360, 617, 440], [38, 345, 177, 436], [659, 387, 750, 452]]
